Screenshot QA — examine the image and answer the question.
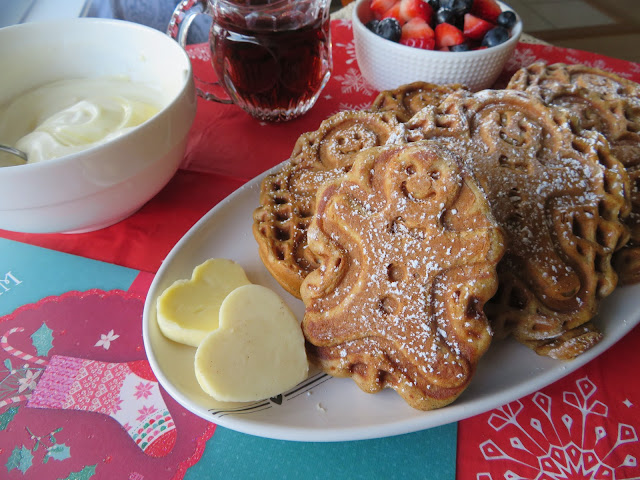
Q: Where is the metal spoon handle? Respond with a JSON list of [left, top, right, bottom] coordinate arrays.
[[0, 144, 28, 164]]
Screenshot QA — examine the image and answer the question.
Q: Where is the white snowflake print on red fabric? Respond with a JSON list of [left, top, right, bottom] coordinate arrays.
[[335, 40, 357, 66], [187, 43, 211, 62], [334, 18, 352, 29], [476, 376, 638, 479], [561, 56, 637, 80], [564, 57, 617, 74], [336, 102, 373, 113], [506, 48, 541, 72], [333, 67, 376, 96]]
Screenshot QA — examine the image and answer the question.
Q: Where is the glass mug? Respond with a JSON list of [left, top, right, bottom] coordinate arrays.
[[169, 0, 333, 122]]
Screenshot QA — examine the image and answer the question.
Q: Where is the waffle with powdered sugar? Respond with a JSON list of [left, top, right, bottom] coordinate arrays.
[[300, 142, 506, 410], [507, 62, 640, 284], [252, 110, 403, 298], [400, 88, 630, 359], [369, 81, 468, 122]]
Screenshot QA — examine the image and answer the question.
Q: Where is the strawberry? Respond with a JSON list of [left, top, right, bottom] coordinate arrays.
[[400, 18, 435, 49], [401, 37, 436, 49], [463, 13, 494, 40], [399, 0, 434, 24], [470, 0, 502, 23], [382, 2, 404, 24], [434, 22, 464, 49], [371, 0, 398, 19]]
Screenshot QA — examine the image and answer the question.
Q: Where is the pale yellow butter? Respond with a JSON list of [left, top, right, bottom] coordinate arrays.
[[156, 258, 250, 347], [194, 284, 308, 402]]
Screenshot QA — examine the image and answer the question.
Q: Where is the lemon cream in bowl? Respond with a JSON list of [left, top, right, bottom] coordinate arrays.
[[1, 77, 162, 164], [0, 18, 196, 234]]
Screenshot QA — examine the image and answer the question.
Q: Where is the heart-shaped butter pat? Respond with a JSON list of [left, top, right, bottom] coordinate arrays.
[[194, 284, 308, 402], [156, 258, 250, 347]]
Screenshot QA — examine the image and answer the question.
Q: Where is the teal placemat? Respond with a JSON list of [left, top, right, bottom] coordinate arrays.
[[186, 425, 457, 479], [0, 238, 138, 316]]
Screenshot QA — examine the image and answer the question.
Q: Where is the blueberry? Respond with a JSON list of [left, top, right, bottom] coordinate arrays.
[[437, 7, 464, 28], [481, 26, 510, 47], [436, 8, 455, 24], [450, 43, 470, 52], [375, 17, 402, 42], [427, 0, 440, 10], [449, 0, 473, 15], [497, 11, 517, 29], [366, 19, 380, 32]]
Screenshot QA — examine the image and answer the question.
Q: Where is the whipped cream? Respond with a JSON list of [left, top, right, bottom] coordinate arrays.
[[0, 76, 162, 164]]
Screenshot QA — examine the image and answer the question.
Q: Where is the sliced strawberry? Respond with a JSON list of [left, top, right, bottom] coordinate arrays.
[[434, 22, 464, 49], [382, 2, 404, 24], [399, 0, 433, 24], [401, 17, 434, 36], [471, 0, 502, 23], [401, 37, 436, 49], [400, 18, 434, 49], [463, 13, 494, 40], [371, 0, 398, 20]]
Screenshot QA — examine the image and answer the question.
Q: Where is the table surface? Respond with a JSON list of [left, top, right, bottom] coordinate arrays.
[[1, 19, 640, 480]]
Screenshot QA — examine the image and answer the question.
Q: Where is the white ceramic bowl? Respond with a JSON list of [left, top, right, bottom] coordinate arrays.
[[0, 18, 196, 233], [352, 0, 522, 91]]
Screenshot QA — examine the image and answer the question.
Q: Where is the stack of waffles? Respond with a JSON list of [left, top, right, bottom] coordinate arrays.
[[252, 65, 638, 411]]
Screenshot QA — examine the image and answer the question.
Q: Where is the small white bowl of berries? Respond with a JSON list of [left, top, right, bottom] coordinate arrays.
[[352, 0, 522, 91]]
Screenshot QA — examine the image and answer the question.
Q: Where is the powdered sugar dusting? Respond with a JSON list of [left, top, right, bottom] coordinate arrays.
[[301, 142, 503, 410], [402, 87, 628, 353]]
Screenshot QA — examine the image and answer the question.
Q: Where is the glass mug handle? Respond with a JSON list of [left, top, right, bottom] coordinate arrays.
[[167, 0, 233, 104]]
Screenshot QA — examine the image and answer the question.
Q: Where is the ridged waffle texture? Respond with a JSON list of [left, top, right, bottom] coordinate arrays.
[[399, 89, 630, 359], [508, 62, 640, 284], [301, 142, 505, 410], [253, 110, 403, 298], [369, 81, 468, 122]]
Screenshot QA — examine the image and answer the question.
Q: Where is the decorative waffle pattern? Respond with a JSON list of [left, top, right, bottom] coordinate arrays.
[[253, 111, 403, 297], [300, 142, 505, 410], [400, 89, 629, 359], [369, 81, 468, 122], [508, 62, 640, 284]]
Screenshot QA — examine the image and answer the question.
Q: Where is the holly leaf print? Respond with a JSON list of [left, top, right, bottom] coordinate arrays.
[[31, 323, 54, 357], [45, 443, 71, 463], [4, 358, 12, 371], [0, 405, 19, 430], [6, 445, 33, 474], [59, 464, 96, 480]]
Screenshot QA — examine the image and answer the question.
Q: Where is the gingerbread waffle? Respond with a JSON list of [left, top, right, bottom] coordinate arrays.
[[400, 89, 630, 359], [508, 62, 639, 284], [369, 81, 468, 122], [300, 142, 505, 410], [253, 110, 403, 298]]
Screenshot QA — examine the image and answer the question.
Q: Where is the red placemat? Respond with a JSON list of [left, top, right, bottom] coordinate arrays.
[[456, 325, 640, 479]]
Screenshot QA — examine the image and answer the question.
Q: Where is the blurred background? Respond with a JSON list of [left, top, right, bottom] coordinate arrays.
[[1, 0, 639, 62], [505, 0, 640, 63]]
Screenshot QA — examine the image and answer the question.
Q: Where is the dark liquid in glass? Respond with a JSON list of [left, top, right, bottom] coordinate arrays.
[[210, 15, 331, 120]]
